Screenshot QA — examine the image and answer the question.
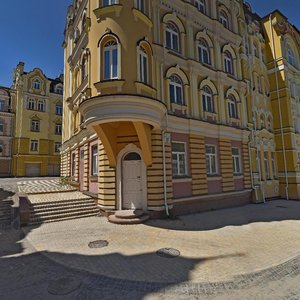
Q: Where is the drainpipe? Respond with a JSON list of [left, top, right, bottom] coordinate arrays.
[[248, 130, 258, 202], [269, 14, 289, 200], [162, 128, 169, 217]]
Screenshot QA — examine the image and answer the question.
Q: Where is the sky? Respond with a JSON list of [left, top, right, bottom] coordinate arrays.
[[0, 1, 299, 88]]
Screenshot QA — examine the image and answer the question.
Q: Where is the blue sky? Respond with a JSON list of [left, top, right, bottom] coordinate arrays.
[[0, 1, 299, 88]]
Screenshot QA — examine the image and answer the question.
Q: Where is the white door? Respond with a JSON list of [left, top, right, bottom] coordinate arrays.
[[122, 153, 143, 210], [25, 164, 41, 177]]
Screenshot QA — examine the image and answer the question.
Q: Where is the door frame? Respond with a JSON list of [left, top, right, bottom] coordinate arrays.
[[116, 144, 147, 211]]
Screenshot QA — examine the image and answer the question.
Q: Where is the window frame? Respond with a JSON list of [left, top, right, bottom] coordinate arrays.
[[202, 86, 214, 113], [0, 100, 5, 112], [264, 151, 270, 180], [206, 145, 218, 176], [228, 95, 238, 119], [31, 120, 40, 132], [33, 79, 41, 90], [55, 123, 62, 135], [135, 0, 146, 14], [138, 46, 148, 84], [219, 10, 229, 28], [56, 104, 63, 116], [28, 98, 35, 110], [232, 147, 241, 175], [37, 100, 45, 112], [224, 51, 234, 75], [103, 39, 119, 80], [54, 142, 61, 153], [169, 75, 184, 105], [195, 0, 206, 14], [30, 140, 39, 152], [102, 0, 118, 7], [0, 121, 4, 134], [165, 22, 180, 52], [91, 145, 98, 176], [172, 142, 188, 177], [198, 39, 210, 65]]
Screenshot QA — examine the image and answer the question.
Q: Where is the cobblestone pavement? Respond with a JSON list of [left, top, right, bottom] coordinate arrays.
[[0, 178, 300, 299]]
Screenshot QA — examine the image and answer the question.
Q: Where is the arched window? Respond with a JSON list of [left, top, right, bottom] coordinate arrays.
[[169, 75, 184, 105], [81, 56, 87, 82], [224, 51, 234, 75], [138, 46, 148, 84], [228, 95, 237, 118], [202, 86, 213, 113], [219, 10, 228, 28], [198, 39, 210, 65], [103, 39, 118, 80], [195, 0, 206, 14], [287, 46, 296, 67], [166, 22, 180, 52], [33, 79, 41, 90]]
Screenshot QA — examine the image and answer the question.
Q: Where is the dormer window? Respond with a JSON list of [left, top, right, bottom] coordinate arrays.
[[34, 79, 41, 90], [56, 86, 63, 95]]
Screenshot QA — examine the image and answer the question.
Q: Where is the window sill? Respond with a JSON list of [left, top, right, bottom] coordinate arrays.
[[93, 4, 123, 20], [89, 176, 98, 182], [94, 80, 125, 93], [132, 8, 153, 28], [207, 176, 221, 181], [172, 176, 192, 183], [135, 81, 156, 97], [233, 174, 243, 179]]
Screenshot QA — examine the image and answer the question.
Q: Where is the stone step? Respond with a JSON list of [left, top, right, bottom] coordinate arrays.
[[30, 202, 98, 213], [29, 210, 99, 225], [30, 206, 99, 218], [30, 198, 96, 209], [114, 210, 144, 219], [108, 214, 149, 225]]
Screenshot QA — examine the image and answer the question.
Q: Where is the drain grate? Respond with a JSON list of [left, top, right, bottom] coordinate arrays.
[[156, 248, 180, 258], [88, 240, 109, 248], [48, 277, 81, 295]]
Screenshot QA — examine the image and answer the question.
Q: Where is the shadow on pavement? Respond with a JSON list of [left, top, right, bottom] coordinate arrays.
[[146, 200, 300, 231]]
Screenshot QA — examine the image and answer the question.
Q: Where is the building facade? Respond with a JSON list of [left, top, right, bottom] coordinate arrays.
[[0, 86, 14, 177], [11, 62, 63, 177], [62, 0, 254, 217]]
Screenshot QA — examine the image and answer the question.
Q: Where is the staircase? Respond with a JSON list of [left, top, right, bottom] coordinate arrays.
[[0, 190, 13, 227], [27, 191, 100, 225], [108, 209, 149, 225]]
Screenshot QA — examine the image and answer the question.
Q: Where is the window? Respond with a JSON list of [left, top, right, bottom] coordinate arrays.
[[103, 40, 118, 80], [172, 142, 187, 176], [206, 145, 217, 175], [0, 145, 3, 156], [166, 22, 180, 52], [195, 0, 206, 13], [267, 117, 272, 131], [271, 152, 277, 178], [135, 0, 145, 13], [33, 79, 41, 90], [56, 104, 63, 115], [55, 142, 61, 153], [0, 100, 5, 112], [260, 115, 265, 129], [31, 120, 40, 132], [290, 81, 295, 98], [37, 100, 45, 112], [198, 39, 210, 65], [0, 121, 3, 134], [56, 86, 63, 95], [202, 86, 214, 113], [30, 140, 38, 152], [139, 46, 148, 84], [28, 98, 35, 110], [71, 153, 76, 176], [287, 46, 296, 67], [232, 147, 241, 174], [55, 123, 62, 135], [169, 75, 184, 105], [264, 152, 270, 179], [102, 0, 117, 7], [224, 51, 234, 75], [253, 43, 259, 57], [91, 145, 98, 176], [81, 56, 87, 82], [228, 95, 238, 119], [219, 10, 228, 28]]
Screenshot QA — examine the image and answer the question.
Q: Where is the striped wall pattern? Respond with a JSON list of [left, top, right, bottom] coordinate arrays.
[[147, 130, 173, 209], [189, 134, 208, 196], [219, 139, 235, 192], [83, 143, 90, 191], [98, 140, 116, 209], [242, 142, 251, 189]]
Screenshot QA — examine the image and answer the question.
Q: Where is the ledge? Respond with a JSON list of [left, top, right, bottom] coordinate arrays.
[[135, 81, 156, 97], [93, 5, 123, 21], [132, 8, 153, 28], [94, 80, 125, 92]]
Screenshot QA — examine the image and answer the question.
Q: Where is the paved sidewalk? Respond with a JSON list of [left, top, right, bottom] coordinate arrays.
[[1, 198, 300, 299]]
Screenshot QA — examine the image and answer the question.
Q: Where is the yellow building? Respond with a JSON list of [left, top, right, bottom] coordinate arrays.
[[11, 62, 63, 177], [61, 0, 253, 218], [262, 11, 300, 200]]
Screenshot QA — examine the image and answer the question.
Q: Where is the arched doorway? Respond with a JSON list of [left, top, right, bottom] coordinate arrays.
[[117, 145, 147, 211]]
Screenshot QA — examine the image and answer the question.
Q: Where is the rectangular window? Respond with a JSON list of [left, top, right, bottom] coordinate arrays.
[[71, 153, 76, 176], [91, 145, 98, 176], [206, 145, 218, 175], [56, 105, 63, 115], [55, 142, 61, 153], [0, 122, 3, 134], [30, 140, 38, 152], [136, 0, 145, 13], [55, 124, 62, 135], [0, 100, 5, 112], [37, 100, 45, 112], [139, 52, 148, 83], [271, 152, 277, 178], [172, 142, 187, 176], [28, 99, 35, 110], [102, 0, 117, 7], [264, 152, 270, 180], [232, 147, 241, 175], [31, 120, 40, 132]]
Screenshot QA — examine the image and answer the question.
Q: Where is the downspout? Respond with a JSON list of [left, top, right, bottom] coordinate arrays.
[[16, 88, 23, 177], [269, 14, 289, 200]]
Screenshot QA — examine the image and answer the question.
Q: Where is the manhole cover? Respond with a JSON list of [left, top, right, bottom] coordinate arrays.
[[156, 248, 180, 258], [48, 277, 81, 295], [88, 240, 109, 248], [276, 205, 288, 209]]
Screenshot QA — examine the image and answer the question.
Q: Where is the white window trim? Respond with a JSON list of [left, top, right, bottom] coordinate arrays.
[[138, 47, 148, 84], [206, 144, 218, 175], [232, 147, 241, 175], [91, 145, 98, 176], [169, 75, 184, 105], [166, 23, 180, 52], [202, 86, 213, 112], [30, 140, 39, 152], [172, 142, 188, 177], [103, 40, 119, 80]]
